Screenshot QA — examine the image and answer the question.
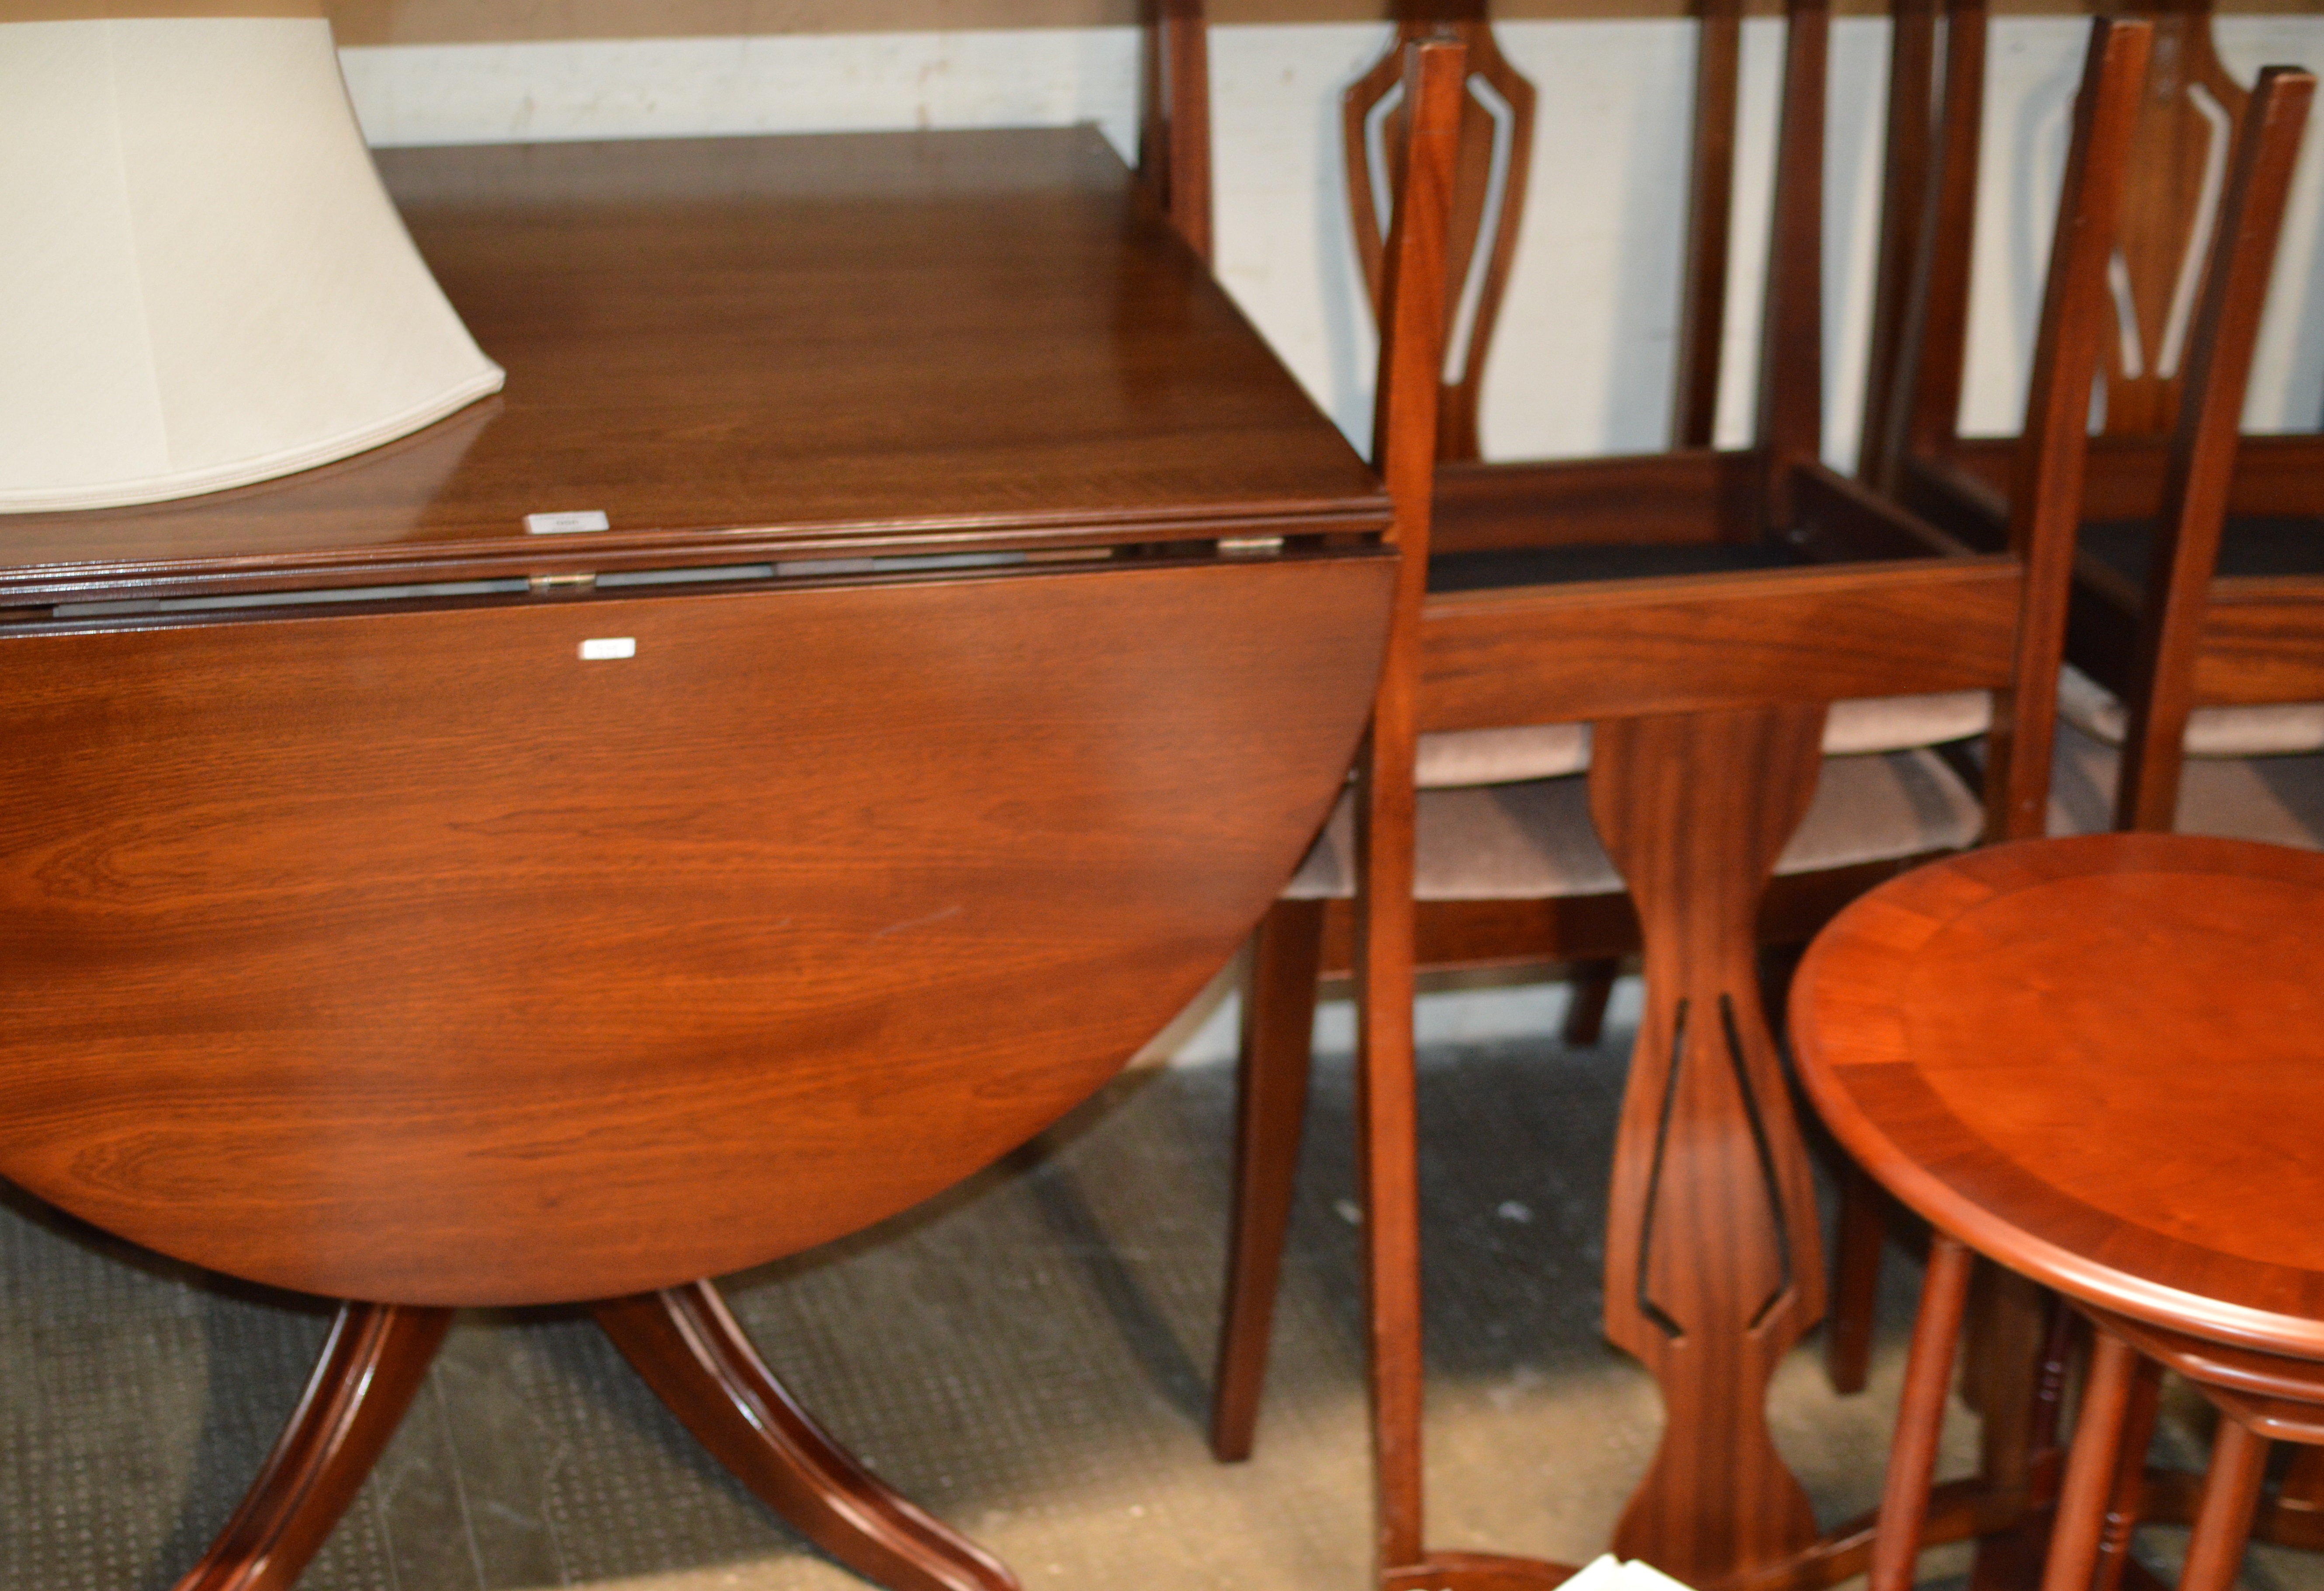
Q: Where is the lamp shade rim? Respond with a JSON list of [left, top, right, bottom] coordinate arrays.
[[0, 364, 504, 515]]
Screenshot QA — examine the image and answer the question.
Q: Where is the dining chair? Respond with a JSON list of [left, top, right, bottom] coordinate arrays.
[[1864, 0, 2324, 839], [1214, 5, 2144, 1584], [1834, 3, 2324, 1532], [1216, 0, 1986, 1472], [1843, 34, 2324, 1560]]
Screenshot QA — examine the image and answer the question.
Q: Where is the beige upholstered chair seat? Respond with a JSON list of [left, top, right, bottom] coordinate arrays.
[[1288, 745, 1983, 901], [1415, 689, 1990, 788], [2057, 664, 2324, 758], [2047, 720, 2324, 848], [1417, 722, 1589, 787]]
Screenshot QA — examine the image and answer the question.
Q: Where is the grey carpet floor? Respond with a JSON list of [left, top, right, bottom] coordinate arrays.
[[3, 1017, 2316, 1591]]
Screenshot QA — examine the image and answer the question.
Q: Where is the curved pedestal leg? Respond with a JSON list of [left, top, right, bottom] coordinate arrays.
[[1590, 707, 1829, 1584], [176, 1302, 453, 1591], [595, 1281, 1020, 1591]]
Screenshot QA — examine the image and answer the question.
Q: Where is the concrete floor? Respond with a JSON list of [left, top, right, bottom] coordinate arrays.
[[3, 1010, 2316, 1591]]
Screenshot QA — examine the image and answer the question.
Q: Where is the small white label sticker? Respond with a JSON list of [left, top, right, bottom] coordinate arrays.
[[526, 510, 610, 535], [578, 638, 636, 660]]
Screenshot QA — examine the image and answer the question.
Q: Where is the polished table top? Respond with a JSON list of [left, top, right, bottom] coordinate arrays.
[[0, 126, 1386, 603], [1793, 833, 2324, 1359], [0, 127, 1394, 1307]]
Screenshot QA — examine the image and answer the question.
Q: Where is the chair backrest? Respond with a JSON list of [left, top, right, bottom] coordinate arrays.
[[2106, 0, 2251, 435], [2115, 67, 2315, 830], [1140, 0, 1213, 262], [1986, 17, 2156, 837], [1340, 0, 1824, 507], [1342, 2, 1534, 461], [1868, 0, 2263, 482]]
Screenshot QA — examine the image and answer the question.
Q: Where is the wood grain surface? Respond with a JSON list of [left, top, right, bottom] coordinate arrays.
[[1592, 706, 1830, 1580], [0, 129, 1385, 604], [0, 555, 1391, 1304], [1417, 558, 2022, 730], [1352, 37, 1463, 1581], [1791, 833, 2324, 1358]]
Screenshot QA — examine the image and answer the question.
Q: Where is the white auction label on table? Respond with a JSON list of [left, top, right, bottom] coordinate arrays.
[[526, 510, 610, 534]]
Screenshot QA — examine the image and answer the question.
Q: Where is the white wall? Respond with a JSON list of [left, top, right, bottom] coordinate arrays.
[[338, 20, 2324, 1059], [343, 16, 2324, 469]]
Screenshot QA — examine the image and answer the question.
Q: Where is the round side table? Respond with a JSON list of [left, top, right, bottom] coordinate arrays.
[[1787, 833, 2324, 1591]]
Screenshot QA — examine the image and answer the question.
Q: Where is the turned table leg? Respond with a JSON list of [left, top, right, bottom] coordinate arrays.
[[1590, 706, 1829, 1584], [176, 1302, 452, 1591], [595, 1281, 1020, 1591], [2175, 1418, 2271, 1591]]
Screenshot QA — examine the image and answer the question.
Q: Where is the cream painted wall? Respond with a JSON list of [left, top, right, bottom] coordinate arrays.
[[342, 16, 2324, 466]]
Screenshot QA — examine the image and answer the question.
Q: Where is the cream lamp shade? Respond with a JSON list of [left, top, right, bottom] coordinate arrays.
[[0, 3, 504, 513]]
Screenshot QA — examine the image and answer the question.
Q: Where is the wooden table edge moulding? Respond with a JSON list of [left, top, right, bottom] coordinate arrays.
[[0, 117, 1399, 1591]]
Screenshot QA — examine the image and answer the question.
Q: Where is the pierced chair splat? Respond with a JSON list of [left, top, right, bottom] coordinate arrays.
[[1867, 0, 2324, 842], [1211, 4, 2126, 1587]]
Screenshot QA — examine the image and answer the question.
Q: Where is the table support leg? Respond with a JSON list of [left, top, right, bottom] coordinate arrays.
[[1869, 1234, 1975, 1591], [2041, 1329, 2145, 1591], [2175, 1418, 2270, 1591], [1590, 706, 1829, 1585], [2092, 1356, 2165, 1591], [1965, 1289, 2078, 1591], [594, 1281, 1019, 1591], [175, 1301, 452, 1591]]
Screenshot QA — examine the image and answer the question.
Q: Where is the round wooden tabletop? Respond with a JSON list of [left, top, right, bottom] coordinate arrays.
[[1790, 833, 2324, 1359]]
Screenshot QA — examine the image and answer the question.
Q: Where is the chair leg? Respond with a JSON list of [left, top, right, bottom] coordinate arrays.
[[1560, 957, 1619, 1046], [1868, 1233, 1975, 1591], [1210, 897, 1326, 1463], [1827, 1162, 1888, 1395], [2092, 1357, 2166, 1591], [2041, 1329, 2147, 1591], [596, 1282, 1018, 1591], [176, 1302, 452, 1591], [2175, 1418, 2272, 1591]]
